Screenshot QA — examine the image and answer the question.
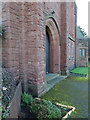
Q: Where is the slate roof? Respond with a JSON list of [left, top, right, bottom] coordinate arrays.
[[77, 26, 88, 40]]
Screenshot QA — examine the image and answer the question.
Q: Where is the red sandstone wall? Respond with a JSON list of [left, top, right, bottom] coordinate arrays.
[[60, 2, 67, 74], [66, 2, 76, 72], [45, 2, 61, 30], [2, 3, 21, 81], [25, 3, 47, 96], [2, 2, 47, 96], [45, 2, 61, 74], [2, 2, 77, 96], [76, 39, 88, 67], [44, 2, 77, 74]]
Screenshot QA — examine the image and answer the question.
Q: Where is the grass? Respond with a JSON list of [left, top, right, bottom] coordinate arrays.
[[71, 67, 88, 75], [88, 62, 90, 67], [88, 62, 90, 71], [41, 76, 88, 118]]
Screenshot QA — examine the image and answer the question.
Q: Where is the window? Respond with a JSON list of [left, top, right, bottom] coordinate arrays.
[[68, 43, 74, 60], [72, 47, 74, 60], [80, 49, 82, 56], [83, 49, 85, 56], [80, 49, 86, 57], [69, 46, 70, 58]]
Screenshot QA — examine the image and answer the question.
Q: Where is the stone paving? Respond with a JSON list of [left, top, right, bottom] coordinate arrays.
[[46, 73, 67, 92]]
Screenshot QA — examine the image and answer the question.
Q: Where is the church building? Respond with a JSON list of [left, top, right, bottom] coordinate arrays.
[[2, 1, 77, 96]]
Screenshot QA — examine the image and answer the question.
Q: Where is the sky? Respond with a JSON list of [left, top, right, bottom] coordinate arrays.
[[75, 0, 89, 35]]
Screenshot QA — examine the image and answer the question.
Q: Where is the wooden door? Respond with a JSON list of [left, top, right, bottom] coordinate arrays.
[[46, 31, 50, 74]]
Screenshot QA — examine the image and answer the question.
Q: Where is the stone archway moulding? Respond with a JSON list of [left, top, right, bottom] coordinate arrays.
[[46, 16, 61, 45], [45, 17, 61, 73]]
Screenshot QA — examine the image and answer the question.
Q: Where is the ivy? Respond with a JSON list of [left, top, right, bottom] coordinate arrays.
[[0, 25, 5, 37]]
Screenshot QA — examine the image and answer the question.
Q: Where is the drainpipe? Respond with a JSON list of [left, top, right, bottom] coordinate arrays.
[[74, 2, 77, 68]]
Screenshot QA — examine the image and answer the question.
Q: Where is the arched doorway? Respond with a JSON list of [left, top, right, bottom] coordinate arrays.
[[45, 18, 61, 74], [46, 29, 50, 74]]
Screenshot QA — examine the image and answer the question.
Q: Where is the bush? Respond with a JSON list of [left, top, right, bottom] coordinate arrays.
[[21, 92, 33, 106], [29, 99, 61, 119]]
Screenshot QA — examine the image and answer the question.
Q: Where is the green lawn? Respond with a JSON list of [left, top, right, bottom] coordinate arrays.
[[88, 62, 90, 66], [88, 62, 90, 71], [71, 67, 88, 75], [41, 76, 88, 118]]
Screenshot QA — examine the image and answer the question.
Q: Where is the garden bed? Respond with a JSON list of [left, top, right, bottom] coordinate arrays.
[[36, 98, 75, 119], [56, 103, 75, 119], [2, 82, 22, 118], [19, 93, 75, 119], [2, 68, 17, 109]]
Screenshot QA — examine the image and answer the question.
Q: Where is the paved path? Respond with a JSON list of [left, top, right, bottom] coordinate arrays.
[[42, 76, 88, 118], [47, 75, 67, 92]]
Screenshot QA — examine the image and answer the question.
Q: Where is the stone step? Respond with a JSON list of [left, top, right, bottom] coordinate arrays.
[[46, 73, 60, 82], [47, 75, 67, 92]]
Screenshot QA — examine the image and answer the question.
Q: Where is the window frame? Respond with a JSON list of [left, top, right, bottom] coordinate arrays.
[[80, 48, 86, 57]]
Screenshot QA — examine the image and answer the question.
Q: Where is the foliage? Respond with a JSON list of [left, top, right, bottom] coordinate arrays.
[[88, 62, 90, 67], [0, 26, 2, 36], [21, 92, 33, 106], [0, 25, 5, 36], [2, 108, 10, 119], [2, 68, 17, 119], [29, 99, 61, 119], [60, 106, 69, 117]]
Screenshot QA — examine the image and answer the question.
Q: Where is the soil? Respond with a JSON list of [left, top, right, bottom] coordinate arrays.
[[19, 105, 33, 119]]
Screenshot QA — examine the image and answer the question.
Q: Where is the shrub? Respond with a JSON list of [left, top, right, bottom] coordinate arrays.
[[21, 92, 33, 106], [29, 99, 61, 119]]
